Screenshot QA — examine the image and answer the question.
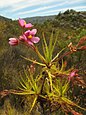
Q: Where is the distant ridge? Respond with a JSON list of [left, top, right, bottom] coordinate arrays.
[[24, 15, 56, 24], [0, 10, 86, 24], [23, 10, 86, 24], [0, 15, 12, 21]]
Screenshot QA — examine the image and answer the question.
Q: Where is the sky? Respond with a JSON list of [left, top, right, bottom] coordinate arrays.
[[0, 0, 86, 20]]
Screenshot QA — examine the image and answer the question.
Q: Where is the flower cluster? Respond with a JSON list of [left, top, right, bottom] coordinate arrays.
[[9, 19, 40, 46]]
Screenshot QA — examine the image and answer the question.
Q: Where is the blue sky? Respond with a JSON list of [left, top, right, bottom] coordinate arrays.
[[0, 0, 86, 20]]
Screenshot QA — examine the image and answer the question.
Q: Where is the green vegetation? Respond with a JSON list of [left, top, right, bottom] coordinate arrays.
[[0, 10, 86, 115]]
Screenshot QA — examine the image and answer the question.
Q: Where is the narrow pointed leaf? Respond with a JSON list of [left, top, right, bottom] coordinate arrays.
[[62, 97, 86, 111], [62, 82, 69, 96], [47, 71, 53, 91], [29, 96, 38, 113], [21, 56, 46, 66], [51, 48, 65, 63]]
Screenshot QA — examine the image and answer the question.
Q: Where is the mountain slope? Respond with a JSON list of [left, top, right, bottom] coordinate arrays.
[[24, 15, 56, 24]]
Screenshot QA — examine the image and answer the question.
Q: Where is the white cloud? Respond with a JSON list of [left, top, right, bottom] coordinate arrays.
[[15, 5, 86, 18], [0, 0, 85, 8], [16, 4, 62, 15], [11, 0, 84, 12], [16, 0, 84, 15], [0, 0, 85, 19], [12, 0, 61, 12], [0, 0, 59, 8], [0, 0, 25, 7], [36, 6, 86, 15]]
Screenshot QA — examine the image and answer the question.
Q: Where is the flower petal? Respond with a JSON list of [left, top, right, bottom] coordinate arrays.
[[27, 40, 33, 45], [25, 23, 33, 28], [30, 29, 37, 35], [9, 38, 18, 41], [24, 30, 30, 36], [31, 37, 40, 43], [19, 35, 25, 42], [18, 18, 26, 27], [9, 41, 17, 46], [22, 35, 28, 41]]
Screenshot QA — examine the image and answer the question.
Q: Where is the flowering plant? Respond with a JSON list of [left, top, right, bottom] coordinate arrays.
[[0, 19, 86, 114]]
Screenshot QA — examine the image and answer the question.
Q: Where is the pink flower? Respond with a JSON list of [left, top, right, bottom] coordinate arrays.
[[18, 18, 33, 28], [68, 70, 78, 81], [9, 38, 19, 46], [22, 29, 40, 45]]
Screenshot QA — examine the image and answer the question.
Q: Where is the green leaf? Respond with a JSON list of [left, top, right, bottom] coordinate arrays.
[[61, 97, 75, 105], [29, 96, 38, 113], [35, 46, 47, 64], [51, 48, 65, 63], [44, 78, 50, 94], [60, 59, 64, 72], [21, 55, 46, 67], [48, 32, 54, 60], [23, 69, 37, 92], [35, 74, 42, 82], [47, 71, 53, 91], [10, 90, 35, 95], [61, 97, 86, 111], [43, 33, 50, 62], [19, 80, 28, 90], [50, 33, 57, 59], [49, 32, 53, 52], [53, 84, 61, 96], [19, 74, 30, 90], [62, 82, 69, 96]]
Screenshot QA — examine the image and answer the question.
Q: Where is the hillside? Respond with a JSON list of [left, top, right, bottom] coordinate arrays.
[[24, 15, 56, 24], [0, 15, 12, 21], [53, 10, 86, 29], [0, 9, 86, 26], [23, 10, 86, 26]]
